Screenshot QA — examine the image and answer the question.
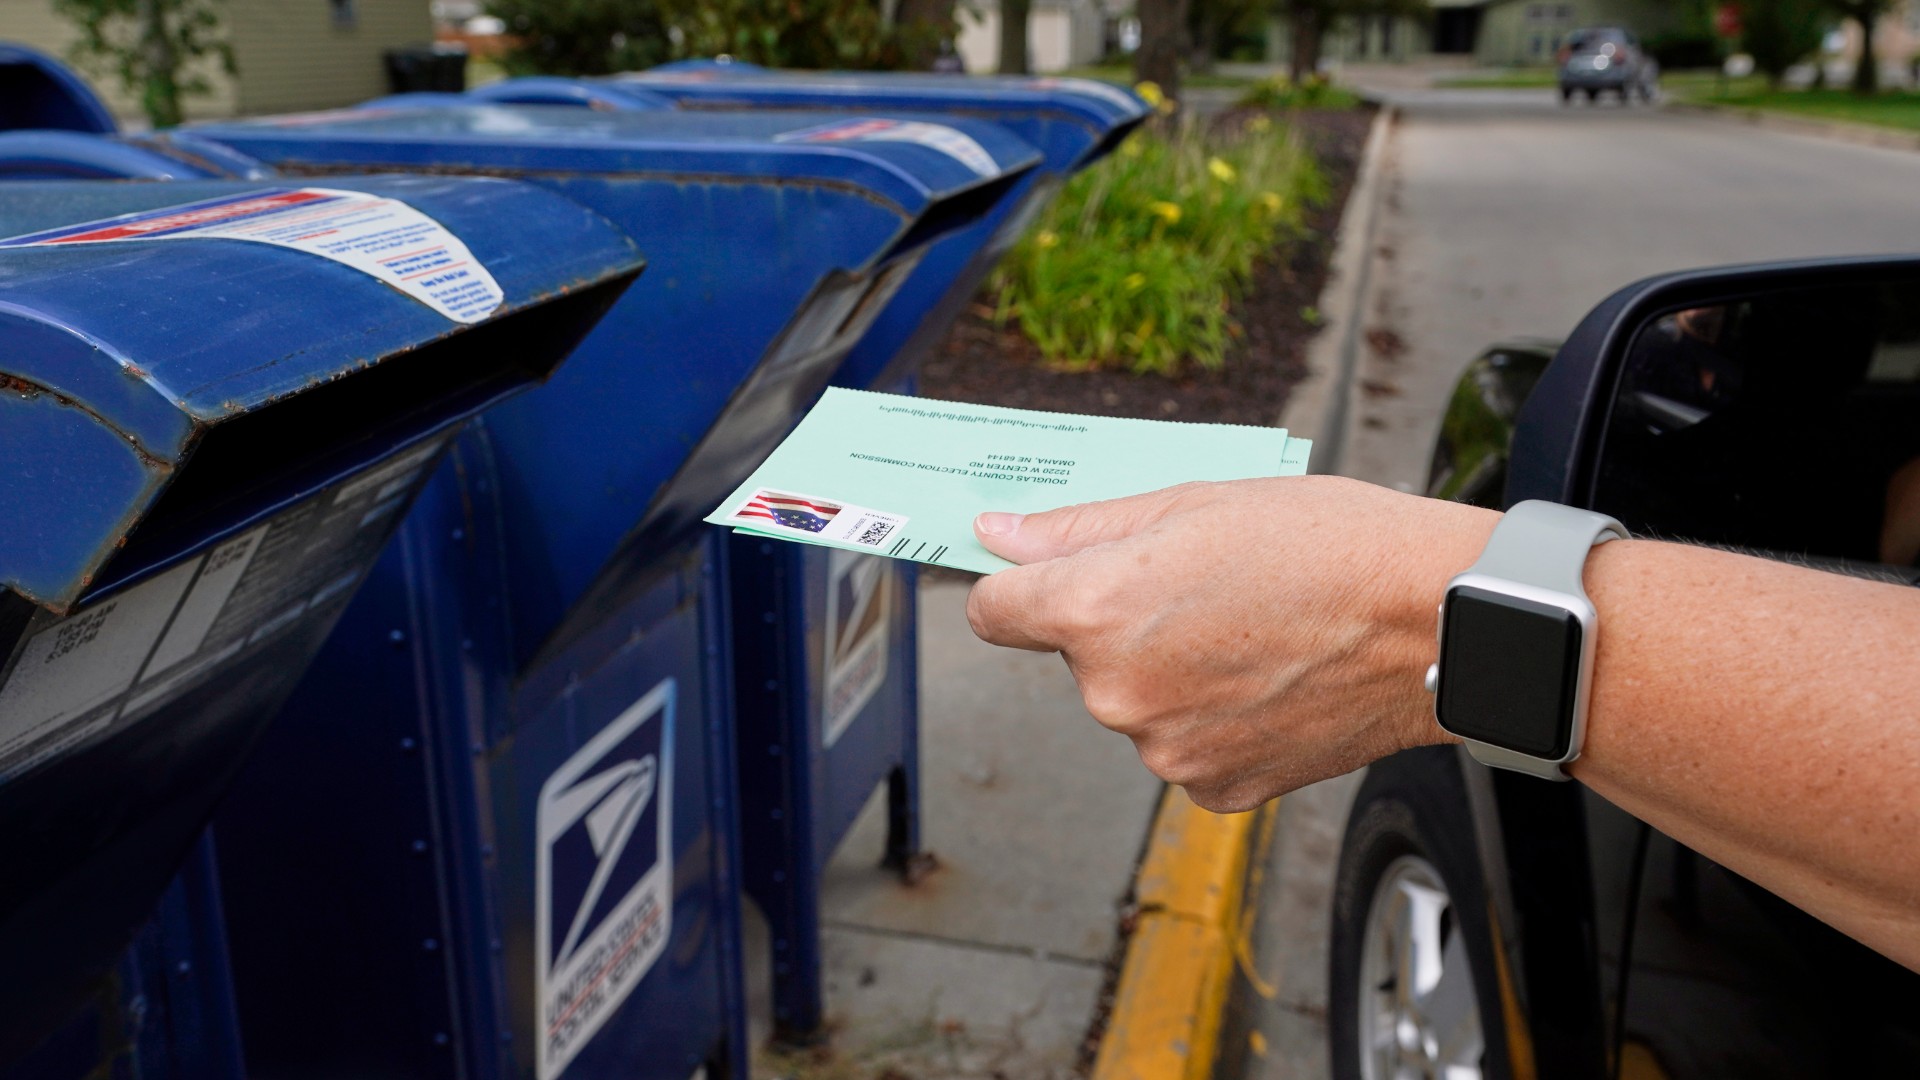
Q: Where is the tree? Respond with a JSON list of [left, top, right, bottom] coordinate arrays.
[[1188, 0, 1266, 73], [488, 0, 674, 75], [1823, 0, 1898, 92], [53, 0, 233, 128], [489, 0, 946, 74], [999, 0, 1032, 73], [895, 0, 958, 68], [1744, 0, 1830, 88], [1134, 0, 1190, 100], [1276, 0, 1424, 83]]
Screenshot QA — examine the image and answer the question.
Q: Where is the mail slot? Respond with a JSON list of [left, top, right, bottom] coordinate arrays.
[[0, 176, 640, 1069], [163, 104, 1041, 1078]]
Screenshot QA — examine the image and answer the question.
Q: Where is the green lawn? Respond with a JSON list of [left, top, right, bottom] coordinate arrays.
[[1434, 67, 1559, 89], [1059, 64, 1260, 91], [1668, 71, 1920, 132]]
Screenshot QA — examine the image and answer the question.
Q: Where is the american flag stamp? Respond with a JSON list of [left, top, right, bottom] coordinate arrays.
[[727, 488, 908, 549]]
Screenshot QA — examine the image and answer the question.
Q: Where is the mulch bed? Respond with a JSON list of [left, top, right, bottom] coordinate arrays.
[[916, 104, 1377, 428]]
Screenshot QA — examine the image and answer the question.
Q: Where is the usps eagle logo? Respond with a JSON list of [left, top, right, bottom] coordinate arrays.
[[823, 550, 891, 748], [535, 679, 675, 1080], [736, 489, 843, 534]]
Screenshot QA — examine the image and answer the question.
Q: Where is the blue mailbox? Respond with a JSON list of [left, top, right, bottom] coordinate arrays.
[[616, 61, 1149, 390], [166, 104, 1040, 1078], [0, 129, 271, 181], [0, 176, 642, 1070], [609, 65, 1145, 1040], [342, 73, 1133, 1039]]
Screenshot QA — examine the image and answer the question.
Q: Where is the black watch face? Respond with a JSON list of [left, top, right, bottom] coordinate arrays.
[[1436, 585, 1583, 759]]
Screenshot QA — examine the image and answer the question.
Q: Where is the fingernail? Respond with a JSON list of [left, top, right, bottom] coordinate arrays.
[[976, 512, 1024, 538]]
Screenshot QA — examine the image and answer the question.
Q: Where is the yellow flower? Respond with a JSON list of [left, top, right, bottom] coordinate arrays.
[[1147, 200, 1182, 225], [1035, 230, 1060, 249], [1134, 81, 1164, 107], [1207, 157, 1238, 183], [1258, 192, 1284, 214], [1120, 135, 1144, 158], [1247, 114, 1273, 134], [1123, 272, 1147, 292]]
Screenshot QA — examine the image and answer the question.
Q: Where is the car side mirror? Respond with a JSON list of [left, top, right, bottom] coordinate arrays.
[[1507, 257, 1920, 576]]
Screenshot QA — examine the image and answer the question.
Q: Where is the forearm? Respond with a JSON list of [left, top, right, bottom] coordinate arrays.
[[1560, 539, 1920, 966], [966, 478, 1920, 966]]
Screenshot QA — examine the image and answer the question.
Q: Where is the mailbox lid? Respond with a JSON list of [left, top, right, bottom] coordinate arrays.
[[620, 61, 1148, 170], [0, 175, 644, 612], [180, 104, 1042, 218]]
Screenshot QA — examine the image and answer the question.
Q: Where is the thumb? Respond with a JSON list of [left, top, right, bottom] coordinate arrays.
[[974, 482, 1214, 565]]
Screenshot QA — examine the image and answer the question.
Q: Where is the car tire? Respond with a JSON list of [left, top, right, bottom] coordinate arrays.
[[1559, 86, 1573, 105], [1329, 748, 1514, 1080], [1585, 87, 1599, 102]]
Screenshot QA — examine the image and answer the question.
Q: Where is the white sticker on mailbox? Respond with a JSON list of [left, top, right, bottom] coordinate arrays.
[[536, 679, 675, 1080], [777, 118, 997, 177], [0, 188, 505, 324], [823, 549, 890, 748]]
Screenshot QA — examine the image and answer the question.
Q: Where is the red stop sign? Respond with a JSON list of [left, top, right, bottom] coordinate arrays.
[[1715, 2, 1743, 38]]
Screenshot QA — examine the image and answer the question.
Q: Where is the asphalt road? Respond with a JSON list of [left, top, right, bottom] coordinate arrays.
[[1241, 84, 1920, 1080]]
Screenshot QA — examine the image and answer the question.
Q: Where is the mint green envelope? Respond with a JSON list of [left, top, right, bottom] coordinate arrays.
[[706, 388, 1312, 574]]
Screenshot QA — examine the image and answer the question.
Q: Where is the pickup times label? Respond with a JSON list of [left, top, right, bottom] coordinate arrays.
[[0, 439, 445, 778], [535, 679, 675, 1080]]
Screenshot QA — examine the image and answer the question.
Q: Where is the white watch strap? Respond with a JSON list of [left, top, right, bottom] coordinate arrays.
[[1456, 500, 1626, 781], [1469, 500, 1628, 592]]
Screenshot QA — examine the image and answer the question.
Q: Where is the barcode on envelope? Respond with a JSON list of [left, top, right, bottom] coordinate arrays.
[[852, 518, 897, 547]]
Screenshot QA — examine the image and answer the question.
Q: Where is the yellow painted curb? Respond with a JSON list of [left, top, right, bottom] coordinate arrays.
[[1092, 789, 1274, 1080]]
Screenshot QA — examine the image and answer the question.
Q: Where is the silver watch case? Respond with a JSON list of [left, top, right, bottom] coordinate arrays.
[[1428, 570, 1599, 782]]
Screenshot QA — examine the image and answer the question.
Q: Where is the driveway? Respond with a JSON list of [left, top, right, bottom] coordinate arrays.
[[1242, 82, 1920, 1080]]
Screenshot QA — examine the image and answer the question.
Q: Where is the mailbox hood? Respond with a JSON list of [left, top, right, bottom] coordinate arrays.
[[0, 175, 644, 613], [177, 104, 1042, 243], [620, 61, 1149, 168]]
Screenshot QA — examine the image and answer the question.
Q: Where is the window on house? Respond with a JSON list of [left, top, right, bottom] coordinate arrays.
[[330, 0, 357, 28]]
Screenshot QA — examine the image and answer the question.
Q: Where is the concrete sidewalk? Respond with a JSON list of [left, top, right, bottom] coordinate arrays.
[[750, 580, 1163, 1079]]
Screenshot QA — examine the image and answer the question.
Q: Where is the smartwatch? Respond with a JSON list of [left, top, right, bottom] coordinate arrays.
[[1425, 501, 1627, 781]]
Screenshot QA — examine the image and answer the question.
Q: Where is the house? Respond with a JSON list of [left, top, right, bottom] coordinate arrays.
[[1270, 0, 1686, 70], [1463, 0, 1684, 66], [956, 0, 1110, 74], [0, 0, 433, 122]]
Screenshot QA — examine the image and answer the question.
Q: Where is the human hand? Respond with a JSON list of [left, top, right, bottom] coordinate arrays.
[[966, 476, 1498, 811]]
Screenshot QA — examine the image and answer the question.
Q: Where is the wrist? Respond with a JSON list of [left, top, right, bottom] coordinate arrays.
[[1378, 496, 1500, 751]]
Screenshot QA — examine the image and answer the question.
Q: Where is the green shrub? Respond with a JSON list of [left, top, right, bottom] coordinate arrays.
[[990, 115, 1328, 376], [1236, 72, 1341, 110]]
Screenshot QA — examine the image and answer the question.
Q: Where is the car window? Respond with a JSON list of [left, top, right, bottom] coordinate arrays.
[[1593, 280, 1920, 568]]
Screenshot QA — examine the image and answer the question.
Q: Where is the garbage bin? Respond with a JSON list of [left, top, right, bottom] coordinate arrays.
[[385, 43, 469, 94], [0, 42, 116, 134], [0, 175, 642, 1069], [166, 104, 1040, 1079]]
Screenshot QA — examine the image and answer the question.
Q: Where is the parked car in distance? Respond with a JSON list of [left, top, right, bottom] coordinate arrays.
[[1559, 27, 1658, 104]]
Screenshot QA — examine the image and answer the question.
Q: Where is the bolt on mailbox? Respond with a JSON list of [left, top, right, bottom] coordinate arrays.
[[0, 175, 642, 1070], [162, 103, 1040, 1079]]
